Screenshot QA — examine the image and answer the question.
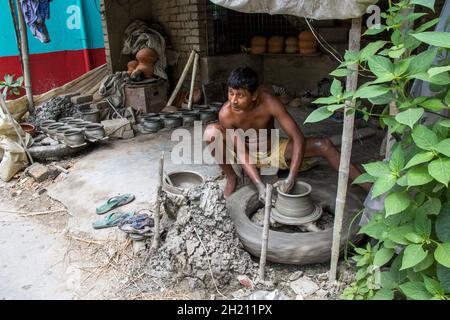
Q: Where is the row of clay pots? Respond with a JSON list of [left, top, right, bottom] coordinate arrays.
[[140, 105, 221, 133], [40, 119, 105, 147]]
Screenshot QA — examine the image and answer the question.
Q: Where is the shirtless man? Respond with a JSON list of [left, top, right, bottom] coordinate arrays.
[[204, 67, 369, 202]]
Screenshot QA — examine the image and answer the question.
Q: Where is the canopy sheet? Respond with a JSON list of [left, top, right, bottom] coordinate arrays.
[[210, 0, 378, 20]]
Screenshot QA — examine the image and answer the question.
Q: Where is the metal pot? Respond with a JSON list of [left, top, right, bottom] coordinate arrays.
[[272, 181, 323, 225], [84, 124, 105, 139], [80, 108, 100, 123], [163, 115, 182, 129], [143, 119, 163, 133], [56, 126, 73, 142], [64, 129, 85, 146]]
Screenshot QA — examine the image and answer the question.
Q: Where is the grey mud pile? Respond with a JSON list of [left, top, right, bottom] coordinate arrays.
[[145, 180, 258, 291]]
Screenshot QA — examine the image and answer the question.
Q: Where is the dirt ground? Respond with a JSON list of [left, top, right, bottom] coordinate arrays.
[[0, 107, 383, 300]]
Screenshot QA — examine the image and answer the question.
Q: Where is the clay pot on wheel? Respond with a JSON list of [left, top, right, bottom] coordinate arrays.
[[272, 181, 323, 225]]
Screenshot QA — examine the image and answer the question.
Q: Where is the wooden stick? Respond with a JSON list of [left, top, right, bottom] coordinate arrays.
[[0, 95, 34, 164], [329, 17, 362, 284], [0, 209, 66, 215], [259, 184, 273, 281], [187, 53, 200, 110], [15, 0, 34, 113], [151, 151, 164, 250], [166, 50, 196, 108]]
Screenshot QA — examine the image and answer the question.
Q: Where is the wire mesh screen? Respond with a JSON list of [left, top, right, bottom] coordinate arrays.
[[206, 1, 299, 56]]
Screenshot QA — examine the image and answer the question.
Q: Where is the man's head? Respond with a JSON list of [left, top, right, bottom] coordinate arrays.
[[227, 67, 259, 111]]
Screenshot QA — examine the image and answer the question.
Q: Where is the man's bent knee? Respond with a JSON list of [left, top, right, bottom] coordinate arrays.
[[204, 123, 224, 143]]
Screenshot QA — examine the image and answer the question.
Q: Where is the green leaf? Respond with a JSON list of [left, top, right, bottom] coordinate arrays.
[[428, 65, 450, 78], [380, 271, 397, 290], [388, 47, 406, 59], [415, 18, 440, 33], [354, 85, 390, 99], [368, 56, 394, 79], [406, 166, 434, 186], [374, 247, 395, 267], [428, 158, 450, 187], [411, 0, 436, 11], [364, 26, 387, 36], [415, 212, 432, 237], [304, 106, 333, 124], [385, 192, 411, 216], [312, 96, 339, 105], [372, 174, 397, 198], [327, 104, 344, 112], [372, 288, 394, 300], [330, 68, 351, 77], [412, 125, 438, 151], [360, 41, 387, 61], [421, 99, 445, 112], [412, 32, 450, 48], [423, 276, 443, 296], [369, 91, 395, 104], [408, 49, 438, 75], [437, 119, 450, 128], [435, 139, 450, 157], [394, 58, 412, 77], [363, 161, 390, 178], [404, 152, 435, 169], [401, 244, 428, 270], [437, 264, 450, 293], [417, 198, 441, 215], [330, 79, 343, 97], [436, 203, 450, 242], [395, 108, 424, 129], [413, 253, 434, 272], [353, 173, 377, 184], [389, 145, 405, 172], [400, 282, 433, 300], [434, 243, 450, 268], [360, 221, 386, 239], [404, 232, 424, 243]]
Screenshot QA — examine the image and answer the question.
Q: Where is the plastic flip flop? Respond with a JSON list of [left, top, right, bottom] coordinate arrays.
[[92, 212, 134, 229], [96, 194, 135, 215]]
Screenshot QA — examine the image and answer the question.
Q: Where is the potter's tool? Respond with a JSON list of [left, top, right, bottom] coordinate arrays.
[[259, 184, 273, 281]]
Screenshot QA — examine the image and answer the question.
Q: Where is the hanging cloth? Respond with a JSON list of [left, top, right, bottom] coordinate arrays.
[[20, 0, 52, 43]]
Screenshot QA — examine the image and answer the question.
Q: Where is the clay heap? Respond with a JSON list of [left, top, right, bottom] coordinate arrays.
[[127, 48, 159, 81], [145, 180, 257, 290]]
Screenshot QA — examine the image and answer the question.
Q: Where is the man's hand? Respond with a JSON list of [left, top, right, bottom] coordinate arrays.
[[273, 176, 296, 194], [256, 182, 266, 203]]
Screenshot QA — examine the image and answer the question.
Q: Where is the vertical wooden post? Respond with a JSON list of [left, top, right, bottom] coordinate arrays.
[[259, 184, 273, 281], [15, 0, 34, 114], [187, 52, 200, 110], [151, 151, 164, 250], [166, 50, 196, 108], [8, 0, 23, 71], [329, 17, 362, 284]]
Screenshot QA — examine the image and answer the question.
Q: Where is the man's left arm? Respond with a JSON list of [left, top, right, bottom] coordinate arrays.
[[270, 98, 306, 193]]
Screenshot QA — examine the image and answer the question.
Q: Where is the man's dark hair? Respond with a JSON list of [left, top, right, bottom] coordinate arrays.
[[227, 67, 259, 95]]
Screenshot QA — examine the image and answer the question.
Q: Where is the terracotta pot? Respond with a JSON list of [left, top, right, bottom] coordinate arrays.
[[268, 45, 284, 53], [300, 48, 317, 55], [268, 36, 284, 47], [251, 36, 267, 46], [285, 37, 298, 46], [299, 31, 315, 41], [285, 45, 299, 53], [299, 40, 317, 50], [251, 45, 266, 54]]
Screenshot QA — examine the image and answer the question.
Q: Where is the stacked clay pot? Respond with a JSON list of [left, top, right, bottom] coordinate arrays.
[[250, 36, 267, 54], [128, 47, 159, 79], [285, 37, 299, 53], [268, 36, 284, 53], [298, 31, 318, 55]]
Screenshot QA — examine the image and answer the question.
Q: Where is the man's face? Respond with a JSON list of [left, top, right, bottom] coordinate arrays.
[[228, 87, 255, 111]]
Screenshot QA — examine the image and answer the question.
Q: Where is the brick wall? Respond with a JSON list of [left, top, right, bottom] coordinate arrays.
[[101, 0, 207, 86]]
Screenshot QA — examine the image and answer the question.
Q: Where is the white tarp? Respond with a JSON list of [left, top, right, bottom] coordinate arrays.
[[210, 0, 378, 20]]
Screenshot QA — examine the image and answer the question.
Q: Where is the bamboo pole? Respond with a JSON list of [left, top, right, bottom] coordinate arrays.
[[329, 17, 362, 284], [15, 0, 34, 114], [8, 0, 23, 71], [166, 50, 196, 108], [151, 151, 164, 250], [259, 184, 273, 281], [187, 53, 200, 110]]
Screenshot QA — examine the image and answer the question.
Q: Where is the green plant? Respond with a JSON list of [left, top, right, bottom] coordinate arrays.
[[0, 74, 23, 98], [305, 0, 450, 300]]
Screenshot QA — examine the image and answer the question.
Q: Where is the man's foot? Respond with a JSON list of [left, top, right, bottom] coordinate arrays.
[[224, 175, 239, 199]]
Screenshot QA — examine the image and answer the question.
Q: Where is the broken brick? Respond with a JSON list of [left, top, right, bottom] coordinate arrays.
[[27, 163, 49, 183]]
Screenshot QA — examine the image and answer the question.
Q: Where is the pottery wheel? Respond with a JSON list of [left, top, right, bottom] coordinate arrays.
[[271, 204, 323, 226]]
